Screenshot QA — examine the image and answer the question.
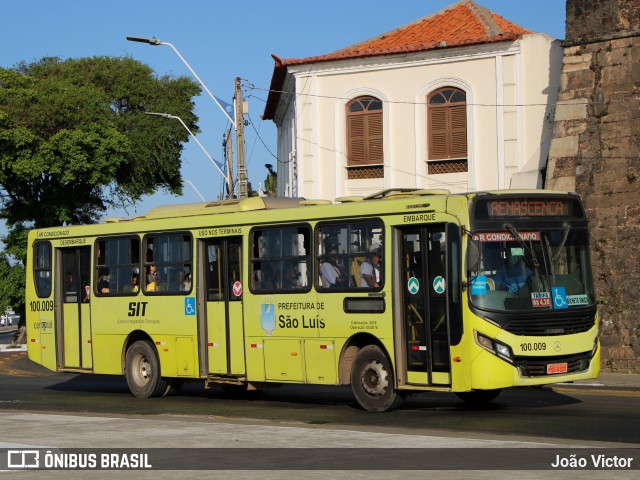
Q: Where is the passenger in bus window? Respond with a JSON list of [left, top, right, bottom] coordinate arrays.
[[181, 272, 192, 291], [147, 270, 162, 292], [82, 280, 91, 302], [321, 249, 346, 287], [494, 249, 532, 294], [131, 273, 139, 293], [98, 274, 110, 293], [360, 245, 382, 288], [285, 262, 302, 289], [65, 271, 76, 294], [146, 264, 157, 284]]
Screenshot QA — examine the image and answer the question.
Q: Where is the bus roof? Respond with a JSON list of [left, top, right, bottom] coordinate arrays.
[[65, 189, 573, 226]]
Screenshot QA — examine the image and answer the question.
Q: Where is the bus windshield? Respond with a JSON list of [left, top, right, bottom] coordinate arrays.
[[467, 226, 595, 313]]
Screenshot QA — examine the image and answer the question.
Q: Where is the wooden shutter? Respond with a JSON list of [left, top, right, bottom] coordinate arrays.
[[427, 88, 467, 161], [347, 97, 383, 167], [367, 112, 383, 165], [428, 108, 449, 159], [348, 115, 366, 165], [450, 105, 467, 158]]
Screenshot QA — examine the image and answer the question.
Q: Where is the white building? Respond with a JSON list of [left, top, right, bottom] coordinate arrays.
[[262, 0, 562, 199]]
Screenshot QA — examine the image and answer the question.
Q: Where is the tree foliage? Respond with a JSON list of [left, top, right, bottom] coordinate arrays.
[[0, 56, 201, 230], [0, 56, 201, 320], [264, 163, 277, 196], [0, 254, 25, 318]]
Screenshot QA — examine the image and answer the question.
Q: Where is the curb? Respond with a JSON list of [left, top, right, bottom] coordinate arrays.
[[0, 344, 27, 353], [549, 380, 640, 393]]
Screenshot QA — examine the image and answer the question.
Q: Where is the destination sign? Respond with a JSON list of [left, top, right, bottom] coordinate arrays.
[[474, 197, 584, 220]]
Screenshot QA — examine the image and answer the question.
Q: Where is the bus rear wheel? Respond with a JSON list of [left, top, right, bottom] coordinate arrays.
[[351, 345, 403, 412], [455, 389, 502, 404], [125, 340, 168, 398]]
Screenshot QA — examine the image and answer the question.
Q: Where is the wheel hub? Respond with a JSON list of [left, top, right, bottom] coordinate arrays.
[[134, 354, 151, 385], [361, 360, 388, 396]]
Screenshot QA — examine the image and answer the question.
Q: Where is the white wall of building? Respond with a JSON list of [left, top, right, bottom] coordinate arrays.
[[273, 34, 561, 200]]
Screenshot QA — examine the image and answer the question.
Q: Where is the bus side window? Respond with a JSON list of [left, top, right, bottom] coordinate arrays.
[[316, 219, 384, 291], [250, 225, 311, 293], [34, 242, 52, 298], [96, 237, 140, 296], [143, 234, 192, 295]]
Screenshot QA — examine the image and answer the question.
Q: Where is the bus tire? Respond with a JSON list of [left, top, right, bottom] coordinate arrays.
[[351, 345, 403, 412], [455, 389, 502, 404], [125, 340, 168, 398]]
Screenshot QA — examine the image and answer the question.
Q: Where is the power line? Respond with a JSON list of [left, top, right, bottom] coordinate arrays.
[[246, 112, 279, 161], [246, 85, 635, 108]]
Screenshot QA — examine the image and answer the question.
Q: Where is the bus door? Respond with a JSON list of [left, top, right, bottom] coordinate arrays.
[[201, 237, 245, 376], [58, 246, 92, 369], [397, 224, 453, 386]]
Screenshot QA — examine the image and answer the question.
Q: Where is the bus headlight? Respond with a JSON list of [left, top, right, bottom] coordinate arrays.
[[475, 331, 513, 362], [495, 343, 511, 359]]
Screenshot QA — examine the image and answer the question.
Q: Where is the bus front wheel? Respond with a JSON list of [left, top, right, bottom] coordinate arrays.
[[351, 345, 403, 412], [125, 340, 168, 398]]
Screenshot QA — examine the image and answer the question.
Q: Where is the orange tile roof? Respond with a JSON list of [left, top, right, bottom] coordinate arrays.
[[263, 0, 532, 119]]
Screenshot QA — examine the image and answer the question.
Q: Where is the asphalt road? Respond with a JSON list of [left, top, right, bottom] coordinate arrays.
[[1, 351, 639, 446]]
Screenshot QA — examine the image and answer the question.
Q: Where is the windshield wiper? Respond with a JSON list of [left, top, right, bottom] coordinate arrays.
[[553, 222, 571, 264], [504, 223, 539, 269], [546, 221, 571, 278]]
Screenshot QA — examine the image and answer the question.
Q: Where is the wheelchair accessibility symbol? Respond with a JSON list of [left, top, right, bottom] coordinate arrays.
[[552, 286, 568, 310], [184, 297, 196, 316]]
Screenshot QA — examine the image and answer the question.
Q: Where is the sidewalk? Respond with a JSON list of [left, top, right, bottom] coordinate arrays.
[[555, 372, 640, 391], [0, 343, 26, 352]]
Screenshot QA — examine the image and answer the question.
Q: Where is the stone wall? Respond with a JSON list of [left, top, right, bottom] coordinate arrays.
[[566, 0, 640, 41], [546, 0, 640, 372]]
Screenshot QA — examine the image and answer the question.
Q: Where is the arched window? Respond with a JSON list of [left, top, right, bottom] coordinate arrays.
[[427, 87, 467, 174], [346, 96, 383, 179]]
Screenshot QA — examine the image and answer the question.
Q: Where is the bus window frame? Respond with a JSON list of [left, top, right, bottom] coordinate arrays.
[[315, 218, 384, 292], [142, 232, 194, 296], [249, 224, 312, 295], [93, 236, 142, 297], [33, 241, 53, 298]]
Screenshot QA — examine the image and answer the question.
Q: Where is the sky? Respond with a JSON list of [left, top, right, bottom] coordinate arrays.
[[0, 0, 567, 218]]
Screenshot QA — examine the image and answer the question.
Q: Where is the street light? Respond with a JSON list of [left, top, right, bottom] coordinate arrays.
[[145, 112, 230, 190], [126, 36, 236, 128]]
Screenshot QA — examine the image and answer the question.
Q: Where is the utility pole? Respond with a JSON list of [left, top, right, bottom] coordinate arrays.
[[224, 128, 234, 198], [234, 77, 249, 198]]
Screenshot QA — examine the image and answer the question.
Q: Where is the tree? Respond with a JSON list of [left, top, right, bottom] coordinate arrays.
[[0, 254, 24, 317], [0, 56, 201, 230], [264, 163, 277, 196], [0, 56, 201, 322]]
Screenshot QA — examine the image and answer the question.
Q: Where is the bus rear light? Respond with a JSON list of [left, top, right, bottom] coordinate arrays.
[[453, 356, 462, 363]]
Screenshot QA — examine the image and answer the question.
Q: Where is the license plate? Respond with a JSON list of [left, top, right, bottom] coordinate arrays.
[[547, 362, 568, 374]]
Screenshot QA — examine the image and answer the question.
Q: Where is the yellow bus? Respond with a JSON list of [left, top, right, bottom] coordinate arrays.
[[26, 189, 600, 411]]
